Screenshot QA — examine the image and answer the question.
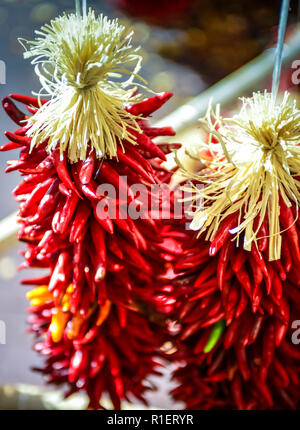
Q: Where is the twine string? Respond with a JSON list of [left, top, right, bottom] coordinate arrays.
[[75, 0, 81, 17], [82, 0, 87, 17], [272, 0, 290, 101]]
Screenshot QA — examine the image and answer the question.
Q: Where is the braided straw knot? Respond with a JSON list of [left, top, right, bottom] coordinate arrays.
[[180, 91, 300, 261], [19, 9, 148, 163]]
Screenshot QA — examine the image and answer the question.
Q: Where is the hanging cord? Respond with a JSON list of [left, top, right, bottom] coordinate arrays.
[[272, 0, 290, 100], [82, 0, 87, 17], [75, 0, 81, 17]]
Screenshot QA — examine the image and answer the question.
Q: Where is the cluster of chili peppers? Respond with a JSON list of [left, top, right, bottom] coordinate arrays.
[[1, 92, 182, 408], [156, 188, 300, 408], [2, 89, 300, 409]]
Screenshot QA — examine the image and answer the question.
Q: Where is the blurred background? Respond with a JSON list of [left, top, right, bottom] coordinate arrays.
[[0, 0, 299, 408]]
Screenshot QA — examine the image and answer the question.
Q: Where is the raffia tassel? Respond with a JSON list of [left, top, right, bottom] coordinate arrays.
[[20, 9, 147, 162], [180, 91, 300, 261]]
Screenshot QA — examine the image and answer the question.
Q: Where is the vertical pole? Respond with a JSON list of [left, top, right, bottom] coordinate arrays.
[[82, 0, 87, 17], [272, 0, 290, 100], [75, 0, 81, 17]]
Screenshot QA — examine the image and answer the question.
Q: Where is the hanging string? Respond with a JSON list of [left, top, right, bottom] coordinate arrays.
[[272, 0, 290, 100], [75, 0, 81, 17], [82, 0, 87, 17]]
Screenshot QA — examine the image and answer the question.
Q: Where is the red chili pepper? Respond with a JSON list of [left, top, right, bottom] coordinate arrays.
[[201, 311, 225, 328], [180, 319, 204, 340], [92, 201, 114, 235], [274, 318, 288, 347], [6, 150, 47, 173], [107, 235, 123, 260], [235, 344, 250, 381], [248, 315, 264, 345], [114, 268, 134, 292], [113, 212, 138, 246], [209, 212, 238, 256], [10, 93, 48, 107], [68, 349, 89, 383], [48, 250, 71, 292], [254, 217, 268, 252], [58, 192, 79, 235], [19, 177, 54, 217], [73, 164, 101, 200], [235, 289, 248, 319], [217, 239, 234, 290], [133, 131, 166, 161], [107, 257, 124, 273], [2, 97, 27, 125], [118, 237, 152, 274], [28, 178, 60, 223], [272, 259, 286, 281], [274, 295, 289, 325], [225, 283, 239, 324], [285, 282, 300, 305], [203, 371, 228, 382], [90, 218, 107, 281], [235, 265, 252, 299], [280, 339, 300, 359], [0, 142, 22, 152], [21, 275, 50, 285], [51, 150, 81, 198], [70, 200, 91, 243], [271, 271, 282, 304], [262, 322, 276, 369], [116, 147, 155, 183], [26, 105, 38, 115], [89, 351, 106, 378], [59, 182, 72, 197], [75, 325, 99, 346], [4, 131, 31, 146], [254, 375, 273, 407], [279, 197, 300, 263], [51, 198, 65, 233], [126, 92, 172, 117], [251, 245, 271, 294], [141, 124, 175, 137], [192, 328, 212, 354], [231, 373, 244, 410], [248, 253, 263, 285], [124, 144, 154, 174], [13, 180, 34, 196], [24, 172, 52, 185], [78, 154, 95, 185], [273, 359, 290, 388], [232, 248, 247, 273], [20, 157, 55, 175], [224, 318, 242, 349], [97, 161, 134, 202], [14, 126, 30, 136], [189, 284, 218, 302], [129, 222, 147, 251], [157, 142, 181, 153]]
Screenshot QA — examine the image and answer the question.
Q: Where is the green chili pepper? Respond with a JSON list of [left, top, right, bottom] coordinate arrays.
[[204, 320, 225, 353]]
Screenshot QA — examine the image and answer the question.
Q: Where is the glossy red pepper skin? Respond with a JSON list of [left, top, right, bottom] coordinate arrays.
[[2, 97, 28, 125]]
